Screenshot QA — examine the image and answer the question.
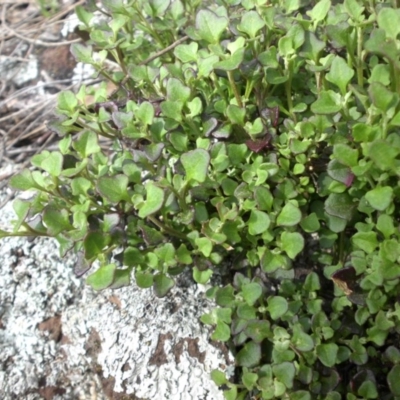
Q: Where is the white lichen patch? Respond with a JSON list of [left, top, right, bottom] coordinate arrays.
[[0, 187, 233, 400]]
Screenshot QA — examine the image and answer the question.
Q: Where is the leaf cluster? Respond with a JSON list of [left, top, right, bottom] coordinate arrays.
[[4, 0, 400, 398]]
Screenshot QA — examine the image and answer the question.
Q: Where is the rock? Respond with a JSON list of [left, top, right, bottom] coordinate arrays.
[[0, 188, 234, 400]]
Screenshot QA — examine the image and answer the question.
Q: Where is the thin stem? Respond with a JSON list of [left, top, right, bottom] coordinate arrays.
[[285, 59, 296, 122], [227, 71, 243, 108], [76, 119, 115, 139], [356, 26, 364, 87], [244, 79, 255, 101], [139, 36, 189, 66], [338, 231, 345, 265], [148, 216, 188, 240], [210, 72, 226, 100], [132, 4, 165, 46]]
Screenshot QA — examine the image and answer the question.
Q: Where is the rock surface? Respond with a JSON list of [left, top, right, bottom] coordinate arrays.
[[0, 186, 233, 400]]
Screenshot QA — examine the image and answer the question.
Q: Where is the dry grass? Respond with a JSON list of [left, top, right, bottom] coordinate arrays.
[[0, 0, 88, 202]]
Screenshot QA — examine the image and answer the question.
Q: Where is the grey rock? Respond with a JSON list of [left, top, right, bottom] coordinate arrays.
[[0, 187, 233, 400]]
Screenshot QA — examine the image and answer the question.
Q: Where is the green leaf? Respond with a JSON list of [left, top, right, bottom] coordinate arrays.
[[138, 183, 165, 218], [277, 203, 302, 226], [226, 104, 245, 125], [242, 371, 258, 390], [311, 90, 341, 114], [195, 9, 228, 44], [193, 267, 213, 284], [365, 186, 393, 211], [176, 244, 193, 265], [327, 159, 353, 186], [12, 199, 30, 232], [70, 43, 93, 64], [268, 296, 289, 320], [325, 193, 355, 221], [358, 380, 378, 399], [153, 273, 175, 297], [237, 10, 265, 38], [236, 341, 261, 367], [84, 231, 107, 260], [75, 5, 93, 26], [367, 140, 399, 171], [376, 214, 395, 238], [300, 213, 320, 233], [181, 149, 210, 183], [300, 31, 325, 63], [241, 282, 262, 306], [97, 175, 129, 204], [195, 237, 213, 257], [227, 37, 245, 55], [215, 285, 235, 307], [109, 268, 131, 289], [254, 186, 273, 212], [160, 101, 183, 121], [369, 64, 391, 86], [214, 48, 245, 71], [272, 362, 295, 389], [237, 303, 257, 320], [43, 206, 72, 236], [248, 210, 270, 235], [388, 365, 400, 395], [86, 264, 116, 290], [304, 272, 321, 292], [187, 97, 202, 117], [244, 320, 271, 343], [212, 321, 231, 342], [369, 82, 397, 112], [198, 54, 219, 77], [281, 231, 304, 260], [306, 0, 331, 23], [291, 324, 314, 352], [326, 56, 354, 95], [146, 0, 170, 17], [31, 151, 63, 177], [10, 169, 41, 190], [344, 0, 365, 22], [174, 42, 198, 62], [166, 78, 191, 104], [352, 231, 378, 254], [136, 102, 154, 125], [290, 391, 311, 400], [316, 343, 338, 367], [377, 7, 400, 41], [135, 271, 153, 288], [73, 131, 101, 157], [211, 369, 227, 386], [333, 143, 358, 167], [365, 29, 400, 71], [154, 243, 176, 267]]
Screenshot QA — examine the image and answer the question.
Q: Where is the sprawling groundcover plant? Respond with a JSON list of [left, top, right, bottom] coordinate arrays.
[[3, 0, 400, 397]]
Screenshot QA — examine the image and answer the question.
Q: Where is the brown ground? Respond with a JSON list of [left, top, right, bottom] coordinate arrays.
[[0, 0, 85, 204]]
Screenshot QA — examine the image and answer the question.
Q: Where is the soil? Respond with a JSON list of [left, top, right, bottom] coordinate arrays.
[[0, 1, 82, 162]]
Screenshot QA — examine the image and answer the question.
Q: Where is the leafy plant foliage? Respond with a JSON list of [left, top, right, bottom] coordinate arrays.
[[3, 0, 400, 398]]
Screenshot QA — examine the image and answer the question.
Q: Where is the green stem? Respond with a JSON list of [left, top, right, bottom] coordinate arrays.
[[285, 59, 296, 122], [148, 216, 188, 240], [338, 231, 345, 265], [227, 70, 243, 108], [133, 4, 165, 47], [356, 26, 364, 87], [76, 119, 115, 139], [210, 72, 226, 101], [381, 115, 389, 139], [244, 79, 255, 101], [111, 48, 128, 76]]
